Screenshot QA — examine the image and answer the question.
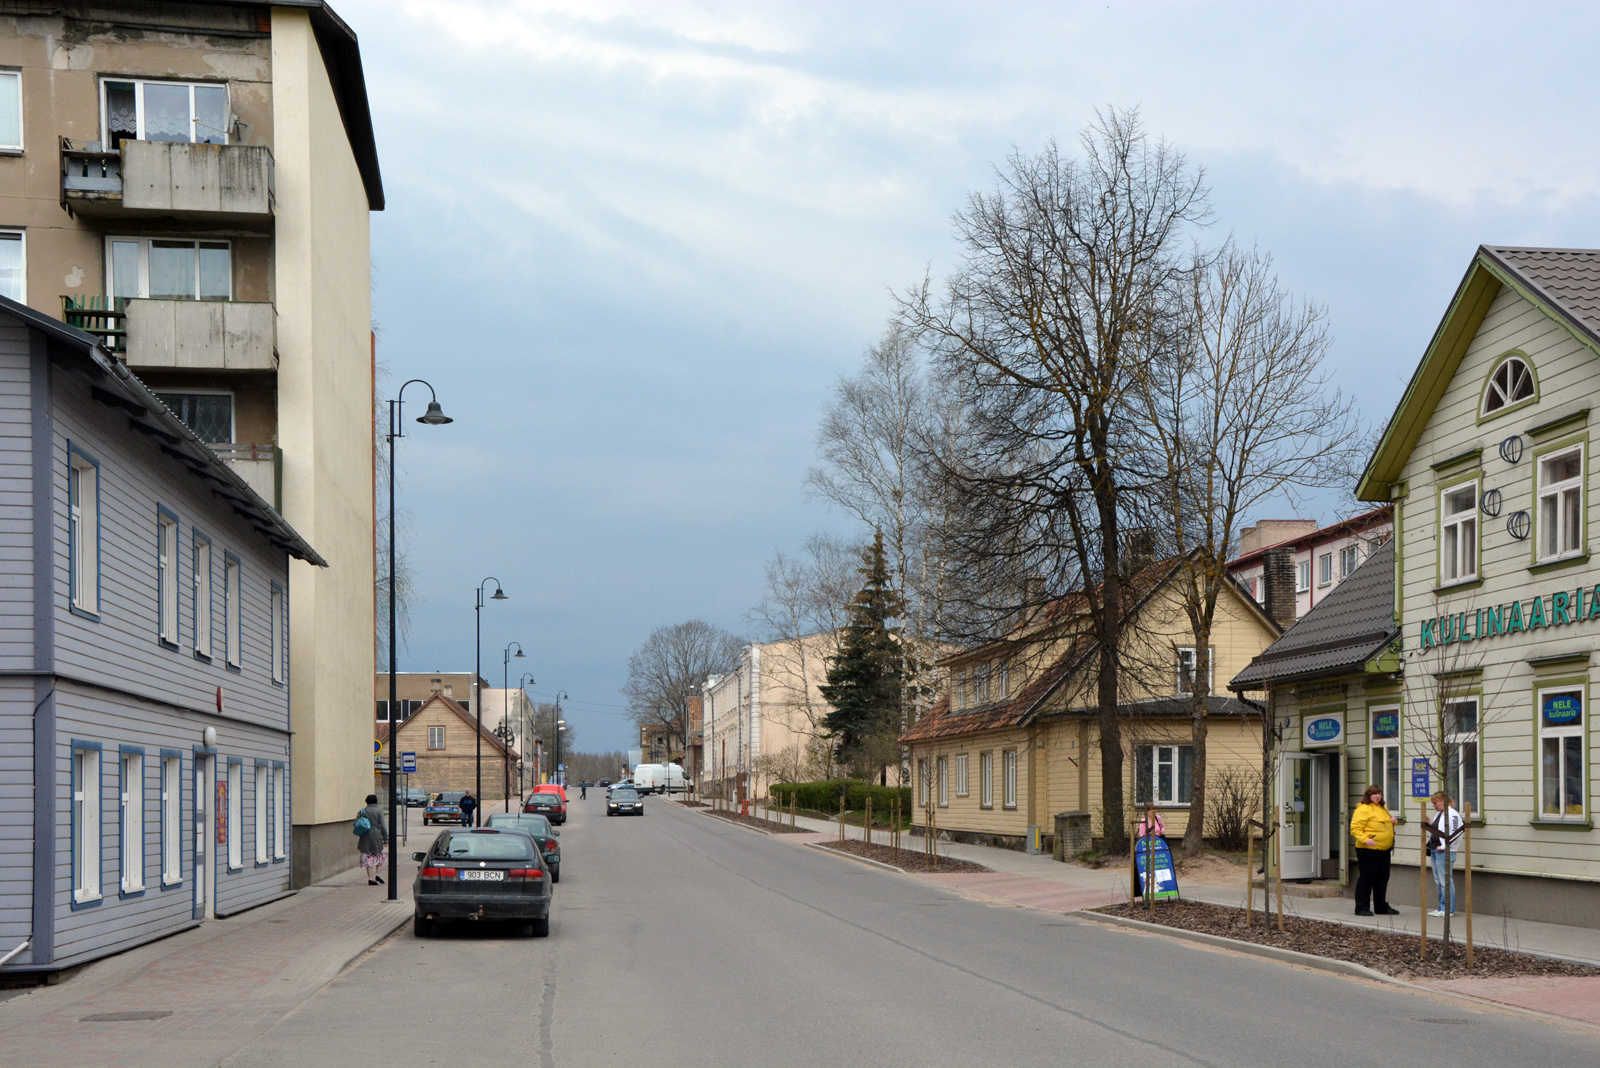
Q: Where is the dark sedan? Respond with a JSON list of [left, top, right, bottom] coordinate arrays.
[[425, 790, 468, 826], [411, 829, 551, 937], [522, 791, 566, 825], [607, 788, 643, 816], [484, 813, 561, 882]]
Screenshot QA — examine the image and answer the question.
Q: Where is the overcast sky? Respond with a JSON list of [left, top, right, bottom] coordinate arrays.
[[345, 0, 1600, 751]]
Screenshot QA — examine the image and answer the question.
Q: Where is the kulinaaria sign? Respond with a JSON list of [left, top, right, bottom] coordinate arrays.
[[1418, 584, 1600, 650]]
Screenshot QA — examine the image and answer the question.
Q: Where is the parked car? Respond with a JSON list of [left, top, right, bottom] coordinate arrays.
[[485, 813, 561, 882], [607, 780, 634, 796], [411, 828, 551, 938], [402, 787, 429, 807], [607, 787, 643, 816], [425, 790, 469, 826], [598, 779, 612, 788], [522, 791, 566, 825]]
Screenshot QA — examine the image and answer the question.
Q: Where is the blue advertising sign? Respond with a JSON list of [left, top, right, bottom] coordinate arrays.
[[1543, 693, 1582, 727], [1411, 757, 1431, 798], [1372, 711, 1399, 739], [1303, 711, 1343, 748], [1133, 835, 1179, 900], [401, 751, 417, 774]]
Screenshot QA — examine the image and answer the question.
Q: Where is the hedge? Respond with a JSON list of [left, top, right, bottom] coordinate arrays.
[[768, 779, 911, 813]]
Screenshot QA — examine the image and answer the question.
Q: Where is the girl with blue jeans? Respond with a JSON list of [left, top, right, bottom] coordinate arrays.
[[1427, 792, 1464, 916]]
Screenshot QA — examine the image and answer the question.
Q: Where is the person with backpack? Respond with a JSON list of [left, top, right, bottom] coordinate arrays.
[[459, 791, 478, 827], [355, 794, 389, 886]]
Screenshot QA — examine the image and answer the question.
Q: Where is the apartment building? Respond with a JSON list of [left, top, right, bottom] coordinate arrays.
[[0, 2, 384, 886], [1227, 507, 1393, 621], [703, 633, 840, 802]]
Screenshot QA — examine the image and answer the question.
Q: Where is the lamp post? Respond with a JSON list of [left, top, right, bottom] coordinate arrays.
[[384, 380, 451, 900], [517, 671, 536, 795], [474, 577, 507, 824], [554, 690, 567, 786], [502, 642, 524, 810]]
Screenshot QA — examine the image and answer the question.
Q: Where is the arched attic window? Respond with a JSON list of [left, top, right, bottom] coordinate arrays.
[[1482, 354, 1536, 415]]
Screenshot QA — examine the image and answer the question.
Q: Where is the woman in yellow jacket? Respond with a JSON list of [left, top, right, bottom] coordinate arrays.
[[1350, 784, 1400, 917]]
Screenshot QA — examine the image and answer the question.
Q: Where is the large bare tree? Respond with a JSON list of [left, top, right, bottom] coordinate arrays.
[[623, 620, 745, 756], [903, 108, 1210, 853]]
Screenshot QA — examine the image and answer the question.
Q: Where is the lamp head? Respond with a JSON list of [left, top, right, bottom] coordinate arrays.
[[515, 648, 525, 658], [417, 400, 452, 425], [491, 587, 508, 601]]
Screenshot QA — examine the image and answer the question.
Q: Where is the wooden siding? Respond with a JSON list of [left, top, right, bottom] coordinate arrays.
[[0, 677, 32, 954], [0, 322, 32, 670]]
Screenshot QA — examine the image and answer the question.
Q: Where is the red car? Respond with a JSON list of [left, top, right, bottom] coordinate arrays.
[[523, 790, 566, 825]]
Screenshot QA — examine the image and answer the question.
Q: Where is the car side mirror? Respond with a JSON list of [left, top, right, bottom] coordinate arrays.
[[552, 830, 560, 837], [412, 851, 427, 863]]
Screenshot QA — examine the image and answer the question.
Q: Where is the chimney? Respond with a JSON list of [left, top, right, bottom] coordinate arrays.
[[1126, 528, 1156, 574], [1261, 547, 1297, 628]]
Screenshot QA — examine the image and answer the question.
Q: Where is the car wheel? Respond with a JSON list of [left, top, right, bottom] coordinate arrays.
[[552, 866, 560, 884], [531, 917, 550, 938], [414, 914, 432, 938]]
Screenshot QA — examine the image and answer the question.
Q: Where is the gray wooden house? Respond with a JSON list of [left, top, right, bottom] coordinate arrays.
[[0, 297, 325, 977]]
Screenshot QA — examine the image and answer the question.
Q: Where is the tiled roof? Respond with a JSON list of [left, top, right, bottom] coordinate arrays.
[[1483, 246, 1600, 345], [1230, 537, 1396, 689], [381, 693, 514, 755]]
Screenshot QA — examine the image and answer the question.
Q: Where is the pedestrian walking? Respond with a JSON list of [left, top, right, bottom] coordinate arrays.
[[459, 791, 478, 827], [1426, 791, 1465, 916], [355, 794, 388, 886], [1350, 784, 1399, 917], [579, 782, 588, 800]]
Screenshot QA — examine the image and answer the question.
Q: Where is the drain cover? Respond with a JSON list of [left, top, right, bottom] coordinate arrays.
[[81, 1011, 173, 1022]]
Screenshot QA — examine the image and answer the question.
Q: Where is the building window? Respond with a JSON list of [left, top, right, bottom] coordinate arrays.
[[1002, 749, 1018, 809], [973, 663, 991, 705], [120, 750, 144, 895], [0, 69, 21, 152], [226, 762, 242, 870], [1176, 648, 1213, 696], [107, 237, 231, 303], [161, 754, 181, 886], [376, 700, 389, 723], [1317, 553, 1333, 586], [979, 751, 993, 809], [102, 78, 229, 148], [1445, 699, 1479, 814], [1246, 576, 1259, 601], [917, 758, 929, 806], [1439, 482, 1478, 585], [955, 669, 969, 709], [996, 660, 1009, 700], [1539, 687, 1584, 820], [1136, 744, 1194, 806], [69, 448, 100, 616], [1339, 544, 1359, 579], [1482, 354, 1536, 415], [955, 754, 969, 797], [270, 582, 285, 685], [428, 726, 445, 750], [0, 229, 23, 302], [192, 532, 212, 660], [1537, 445, 1583, 562], [155, 392, 234, 444], [254, 764, 268, 865], [272, 765, 286, 859], [157, 509, 179, 646], [936, 755, 948, 807], [1370, 708, 1401, 810], [73, 744, 102, 904], [1295, 560, 1311, 593], [224, 555, 241, 668]]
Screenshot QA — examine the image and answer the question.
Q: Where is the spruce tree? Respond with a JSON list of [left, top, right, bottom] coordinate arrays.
[[821, 531, 904, 769]]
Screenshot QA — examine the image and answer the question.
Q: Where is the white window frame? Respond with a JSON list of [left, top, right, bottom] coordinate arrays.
[[73, 745, 102, 904], [192, 531, 212, 660], [99, 77, 231, 146], [226, 761, 242, 871], [1439, 480, 1479, 586], [68, 447, 100, 616], [979, 751, 993, 809], [0, 228, 24, 304], [105, 235, 232, 302], [1002, 749, 1018, 810], [1539, 686, 1585, 821], [120, 750, 144, 894], [917, 758, 929, 807], [973, 663, 991, 705], [1370, 707, 1401, 812], [272, 765, 286, 859], [1317, 553, 1333, 586], [0, 69, 22, 153], [157, 509, 179, 646], [1139, 744, 1194, 806], [161, 754, 182, 886], [1482, 354, 1536, 415], [1176, 647, 1214, 696], [254, 763, 268, 865], [376, 700, 389, 723], [954, 753, 969, 797], [1536, 444, 1584, 563], [1295, 560, 1311, 594], [1445, 698, 1480, 815], [269, 582, 285, 685], [428, 725, 445, 750], [224, 555, 241, 668], [1339, 544, 1359, 579], [995, 660, 1009, 700], [936, 755, 948, 808]]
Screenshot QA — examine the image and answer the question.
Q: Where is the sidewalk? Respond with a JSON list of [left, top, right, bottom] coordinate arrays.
[[711, 802, 1600, 1026], [0, 825, 437, 1068]]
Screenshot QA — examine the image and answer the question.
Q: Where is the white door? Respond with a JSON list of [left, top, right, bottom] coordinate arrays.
[[1279, 752, 1318, 880], [194, 756, 213, 920]]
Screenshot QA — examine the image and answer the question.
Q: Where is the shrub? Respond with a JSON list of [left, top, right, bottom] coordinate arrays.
[[1206, 765, 1260, 852], [769, 779, 911, 814]]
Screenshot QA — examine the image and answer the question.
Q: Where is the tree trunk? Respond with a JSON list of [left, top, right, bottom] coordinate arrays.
[[1097, 505, 1125, 856], [1184, 633, 1210, 858]]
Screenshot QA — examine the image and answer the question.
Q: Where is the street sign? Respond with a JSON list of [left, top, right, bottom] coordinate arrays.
[[1411, 758, 1431, 798], [401, 751, 417, 774], [373, 739, 380, 754], [1133, 834, 1179, 900]]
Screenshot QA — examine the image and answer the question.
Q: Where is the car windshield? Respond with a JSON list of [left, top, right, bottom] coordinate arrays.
[[437, 832, 535, 860], [527, 795, 556, 806], [488, 815, 551, 835], [613, 789, 638, 799], [438, 792, 466, 803]]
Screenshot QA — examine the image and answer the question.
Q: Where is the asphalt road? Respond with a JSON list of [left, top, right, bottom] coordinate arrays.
[[222, 795, 1599, 1067]]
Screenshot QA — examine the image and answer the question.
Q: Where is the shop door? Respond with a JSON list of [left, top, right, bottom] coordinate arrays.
[[1278, 752, 1317, 880], [193, 756, 214, 920]]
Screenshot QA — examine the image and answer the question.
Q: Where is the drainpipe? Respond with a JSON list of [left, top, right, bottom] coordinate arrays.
[[0, 939, 29, 967]]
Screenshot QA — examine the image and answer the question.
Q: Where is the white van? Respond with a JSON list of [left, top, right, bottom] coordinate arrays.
[[633, 763, 689, 794]]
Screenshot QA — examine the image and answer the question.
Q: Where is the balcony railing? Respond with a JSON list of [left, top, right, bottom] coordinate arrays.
[[59, 138, 273, 227], [62, 295, 127, 353], [63, 296, 276, 371], [209, 443, 282, 509]]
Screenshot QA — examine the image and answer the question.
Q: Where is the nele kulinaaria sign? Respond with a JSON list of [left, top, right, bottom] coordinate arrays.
[[1418, 584, 1600, 650]]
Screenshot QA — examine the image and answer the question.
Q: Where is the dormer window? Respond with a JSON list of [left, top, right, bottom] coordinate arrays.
[[1482, 354, 1535, 415]]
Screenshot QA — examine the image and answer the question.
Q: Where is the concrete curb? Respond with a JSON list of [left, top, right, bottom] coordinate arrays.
[[1072, 909, 1399, 985]]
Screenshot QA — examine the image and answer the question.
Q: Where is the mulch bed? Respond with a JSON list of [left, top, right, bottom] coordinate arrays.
[[821, 839, 993, 874], [673, 799, 709, 808], [706, 810, 809, 833], [1094, 899, 1600, 980]]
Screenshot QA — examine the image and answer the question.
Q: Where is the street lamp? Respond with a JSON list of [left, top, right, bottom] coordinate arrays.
[[502, 642, 525, 809], [474, 577, 507, 825], [517, 671, 536, 793], [554, 690, 567, 786], [383, 379, 451, 900]]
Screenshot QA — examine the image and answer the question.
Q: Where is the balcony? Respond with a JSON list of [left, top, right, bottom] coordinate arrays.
[[210, 443, 281, 509], [61, 139, 273, 229], [63, 297, 276, 371]]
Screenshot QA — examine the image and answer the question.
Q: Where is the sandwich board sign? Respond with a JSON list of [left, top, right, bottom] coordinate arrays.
[[1133, 834, 1179, 900]]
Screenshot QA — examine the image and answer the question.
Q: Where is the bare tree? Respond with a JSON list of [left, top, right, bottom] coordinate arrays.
[[624, 620, 745, 755], [902, 108, 1211, 853], [1141, 242, 1359, 856]]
